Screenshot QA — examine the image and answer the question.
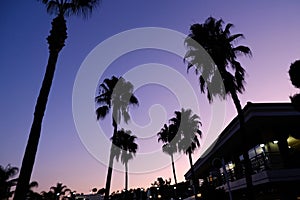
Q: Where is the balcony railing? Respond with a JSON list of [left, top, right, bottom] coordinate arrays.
[[209, 151, 300, 188]]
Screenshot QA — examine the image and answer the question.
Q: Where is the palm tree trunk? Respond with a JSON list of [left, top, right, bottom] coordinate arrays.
[[230, 90, 253, 199], [104, 119, 117, 200], [125, 162, 128, 191], [170, 154, 178, 185], [188, 151, 200, 200], [14, 15, 67, 200]]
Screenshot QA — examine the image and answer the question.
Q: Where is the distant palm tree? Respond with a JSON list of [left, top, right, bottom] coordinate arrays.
[[0, 164, 18, 200], [288, 60, 300, 109], [170, 108, 202, 198], [14, 1, 100, 199], [25, 181, 41, 200], [50, 182, 68, 200], [113, 129, 138, 191], [95, 76, 138, 200], [184, 16, 253, 198], [157, 124, 178, 185], [63, 189, 76, 200]]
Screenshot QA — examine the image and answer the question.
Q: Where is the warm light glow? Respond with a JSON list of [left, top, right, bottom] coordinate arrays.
[[273, 140, 278, 144], [158, 194, 162, 198], [260, 144, 265, 147], [197, 193, 202, 197], [174, 186, 176, 189]]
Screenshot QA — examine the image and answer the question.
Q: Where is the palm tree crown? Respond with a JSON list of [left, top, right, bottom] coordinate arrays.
[[96, 76, 139, 124], [289, 60, 300, 89], [170, 108, 202, 154], [185, 17, 252, 102], [288, 60, 300, 109], [157, 124, 178, 155], [41, 0, 100, 17], [50, 182, 68, 198]]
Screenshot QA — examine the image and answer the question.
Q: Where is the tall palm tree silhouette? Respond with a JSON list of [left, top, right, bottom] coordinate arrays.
[[113, 129, 138, 191], [184, 17, 253, 198], [95, 76, 138, 200], [14, 1, 100, 199], [170, 108, 202, 199], [157, 124, 178, 185]]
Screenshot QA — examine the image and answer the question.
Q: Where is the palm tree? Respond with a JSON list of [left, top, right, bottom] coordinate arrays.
[[288, 60, 300, 110], [0, 164, 18, 200], [157, 124, 178, 185], [95, 76, 138, 200], [170, 108, 202, 198], [50, 182, 68, 200], [184, 17, 253, 198], [14, 1, 100, 199], [114, 129, 138, 191]]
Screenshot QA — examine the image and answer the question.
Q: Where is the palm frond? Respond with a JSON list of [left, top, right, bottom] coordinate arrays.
[[96, 106, 109, 120], [130, 95, 139, 106], [228, 33, 244, 42], [224, 23, 233, 35], [233, 45, 252, 57]]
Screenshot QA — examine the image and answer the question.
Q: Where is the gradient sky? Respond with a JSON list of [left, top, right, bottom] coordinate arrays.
[[1, 0, 300, 195]]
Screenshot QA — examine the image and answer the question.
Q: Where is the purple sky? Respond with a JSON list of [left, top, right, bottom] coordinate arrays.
[[1, 0, 300, 194]]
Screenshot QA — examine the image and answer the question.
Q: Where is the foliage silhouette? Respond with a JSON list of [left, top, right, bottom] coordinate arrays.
[[50, 182, 69, 199], [14, 1, 100, 199], [289, 60, 300, 110], [95, 76, 138, 200], [170, 108, 202, 199], [25, 181, 40, 200], [184, 16, 253, 199], [0, 164, 18, 199], [157, 124, 178, 185], [112, 129, 138, 191]]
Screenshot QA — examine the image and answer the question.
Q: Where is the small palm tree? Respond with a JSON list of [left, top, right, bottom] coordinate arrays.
[[288, 60, 300, 110], [157, 124, 178, 185], [14, 1, 100, 199], [170, 108, 202, 198], [113, 129, 138, 191], [95, 76, 138, 200], [184, 16, 253, 198], [0, 164, 18, 200], [50, 182, 68, 200]]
